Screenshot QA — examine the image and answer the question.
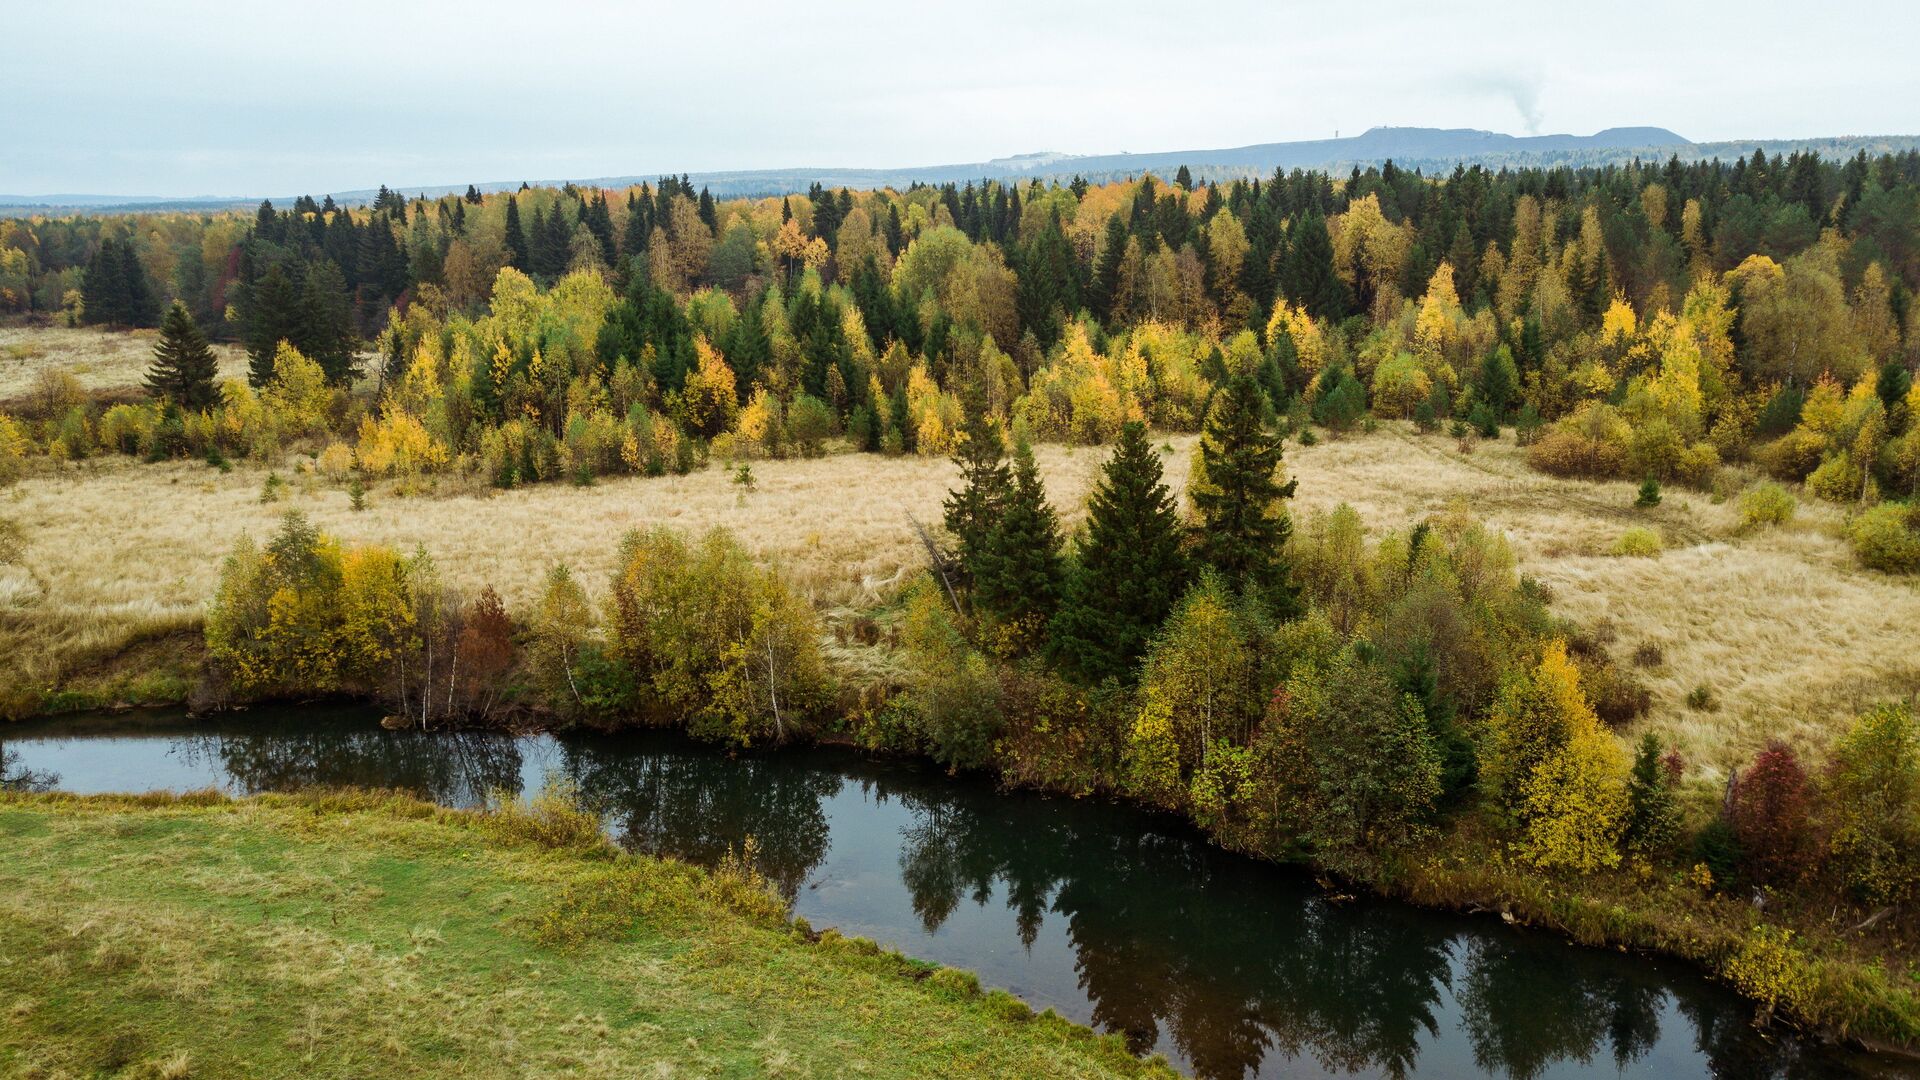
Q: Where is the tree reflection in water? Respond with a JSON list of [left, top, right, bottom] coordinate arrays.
[[1, 738, 58, 791], [178, 723, 525, 806], [4, 717, 1872, 1080], [535, 736, 1850, 1079], [556, 733, 836, 903]]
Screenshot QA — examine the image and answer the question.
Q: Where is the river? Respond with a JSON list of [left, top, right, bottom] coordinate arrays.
[[1, 707, 1898, 1079]]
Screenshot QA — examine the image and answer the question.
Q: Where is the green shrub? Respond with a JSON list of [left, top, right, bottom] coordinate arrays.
[[1636, 477, 1662, 508], [1826, 703, 1920, 905], [1739, 482, 1796, 528], [1469, 402, 1499, 439], [484, 780, 607, 853], [1806, 451, 1866, 503], [1514, 404, 1544, 446], [1692, 818, 1743, 890], [1611, 527, 1662, 557], [1848, 504, 1920, 573], [785, 394, 836, 457]]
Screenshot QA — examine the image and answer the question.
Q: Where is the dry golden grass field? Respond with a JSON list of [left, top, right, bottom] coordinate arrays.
[[2, 328, 1916, 775], [0, 324, 248, 401]]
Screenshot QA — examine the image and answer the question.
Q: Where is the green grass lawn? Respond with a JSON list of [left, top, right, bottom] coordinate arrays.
[[0, 789, 1167, 1079]]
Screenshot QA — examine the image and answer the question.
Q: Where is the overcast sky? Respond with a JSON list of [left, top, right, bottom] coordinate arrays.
[[4, 0, 1917, 197]]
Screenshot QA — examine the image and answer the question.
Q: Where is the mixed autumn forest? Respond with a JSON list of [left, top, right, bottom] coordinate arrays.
[[4, 147, 1920, 1060]]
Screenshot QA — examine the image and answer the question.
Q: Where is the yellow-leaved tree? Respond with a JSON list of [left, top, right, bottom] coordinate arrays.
[[261, 341, 333, 439], [675, 338, 738, 439], [1482, 640, 1629, 871]]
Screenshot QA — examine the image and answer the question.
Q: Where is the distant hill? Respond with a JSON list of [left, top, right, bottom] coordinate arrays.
[[9, 126, 1920, 214]]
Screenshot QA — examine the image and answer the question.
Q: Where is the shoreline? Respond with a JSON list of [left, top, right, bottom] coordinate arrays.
[[12, 686, 1920, 1063]]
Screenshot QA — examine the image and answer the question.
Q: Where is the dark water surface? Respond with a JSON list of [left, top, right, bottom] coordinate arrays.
[[2, 708, 1903, 1079]]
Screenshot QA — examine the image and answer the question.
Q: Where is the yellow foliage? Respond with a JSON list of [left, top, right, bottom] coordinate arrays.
[[1125, 691, 1184, 808], [261, 342, 332, 439], [677, 338, 739, 439], [357, 408, 450, 476], [1485, 641, 1629, 872], [0, 413, 27, 485], [316, 441, 355, 480], [905, 364, 959, 456], [1517, 719, 1628, 871], [1723, 925, 1810, 1018], [1412, 263, 1463, 365], [1264, 302, 1329, 374], [1601, 296, 1638, 343]]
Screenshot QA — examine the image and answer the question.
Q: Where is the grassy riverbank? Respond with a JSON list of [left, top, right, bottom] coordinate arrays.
[[0, 789, 1167, 1079]]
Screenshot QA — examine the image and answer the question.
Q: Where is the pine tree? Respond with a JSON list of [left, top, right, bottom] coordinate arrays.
[[146, 300, 220, 410], [81, 237, 157, 327], [1090, 214, 1129, 322], [883, 204, 904, 256], [1050, 421, 1192, 682], [115, 239, 157, 326], [1283, 206, 1345, 320], [1193, 373, 1298, 614], [244, 263, 302, 387], [298, 260, 358, 386], [1622, 733, 1679, 854], [941, 385, 1011, 584], [974, 437, 1065, 648], [503, 196, 529, 270], [80, 239, 127, 326]]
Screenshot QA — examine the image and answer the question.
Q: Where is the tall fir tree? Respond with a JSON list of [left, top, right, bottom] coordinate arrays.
[[1282, 206, 1346, 320], [503, 196, 529, 270], [1090, 214, 1129, 322], [1049, 421, 1192, 682], [1192, 373, 1298, 614], [145, 300, 220, 410], [298, 260, 358, 386], [941, 385, 1011, 585], [974, 437, 1066, 648], [244, 262, 302, 387], [81, 237, 157, 327]]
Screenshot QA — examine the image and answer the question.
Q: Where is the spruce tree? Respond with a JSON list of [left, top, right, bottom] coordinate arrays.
[[1090, 214, 1129, 322], [244, 263, 302, 387], [1049, 421, 1192, 682], [298, 260, 358, 386], [81, 237, 157, 327], [1193, 373, 1298, 614], [941, 386, 1011, 584], [1283, 206, 1346, 320], [146, 300, 220, 410], [974, 437, 1065, 647], [80, 239, 127, 326], [115, 239, 157, 326], [503, 196, 529, 270]]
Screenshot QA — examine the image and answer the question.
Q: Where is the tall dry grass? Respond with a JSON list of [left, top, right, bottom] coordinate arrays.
[[3, 405, 1915, 771], [0, 324, 248, 402]]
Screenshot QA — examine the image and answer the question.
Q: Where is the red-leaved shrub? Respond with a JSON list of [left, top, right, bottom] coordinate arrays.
[[1727, 740, 1819, 886]]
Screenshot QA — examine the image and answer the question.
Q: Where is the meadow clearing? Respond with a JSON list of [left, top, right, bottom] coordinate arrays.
[[0, 324, 248, 403], [3, 333, 1915, 774]]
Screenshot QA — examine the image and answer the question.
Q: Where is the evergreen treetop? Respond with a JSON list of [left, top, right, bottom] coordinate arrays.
[[1192, 373, 1298, 615], [146, 300, 221, 411], [1049, 421, 1192, 682]]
